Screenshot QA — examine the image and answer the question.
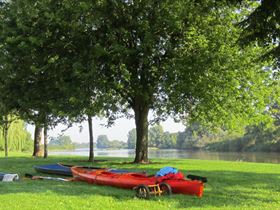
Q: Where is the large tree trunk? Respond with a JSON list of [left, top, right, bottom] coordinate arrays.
[[133, 103, 149, 163], [3, 116, 8, 157], [43, 125, 48, 159], [33, 125, 43, 157], [88, 115, 94, 162]]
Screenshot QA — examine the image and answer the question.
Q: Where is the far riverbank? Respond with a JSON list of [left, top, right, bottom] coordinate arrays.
[[50, 148, 280, 164]]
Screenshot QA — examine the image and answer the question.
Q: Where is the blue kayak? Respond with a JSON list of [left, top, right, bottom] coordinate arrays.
[[34, 164, 74, 176], [34, 164, 130, 176], [0, 173, 5, 181]]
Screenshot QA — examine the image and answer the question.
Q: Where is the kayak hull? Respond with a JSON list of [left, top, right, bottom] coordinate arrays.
[[71, 167, 204, 197], [34, 164, 73, 176], [34, 164, 132, 177], [164, 179, 204, 197]]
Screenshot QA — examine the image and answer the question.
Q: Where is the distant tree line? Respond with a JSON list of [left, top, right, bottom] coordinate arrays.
[[48, 135, 96, 150], [127, 122, 280, 152], [42, 118, 280, 152], [96, 135, 126, 149], [207, 125, 280, 153], [176, 109, 280, 152], [127, 125, 177, 149], [48, 135, 75, 150], [49, 134, 127, 150]]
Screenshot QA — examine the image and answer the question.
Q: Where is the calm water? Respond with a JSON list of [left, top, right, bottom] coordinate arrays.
[[49, 148, 280, 164]]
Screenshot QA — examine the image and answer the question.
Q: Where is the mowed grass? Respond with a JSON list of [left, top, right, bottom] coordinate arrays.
[[0, 152, 280, 210]]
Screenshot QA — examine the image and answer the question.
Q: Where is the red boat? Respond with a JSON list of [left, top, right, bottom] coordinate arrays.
[[71, 167, 204, 197]]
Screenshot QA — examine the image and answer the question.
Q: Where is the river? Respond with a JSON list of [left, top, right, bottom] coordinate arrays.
[[49, 148, 280, 164]]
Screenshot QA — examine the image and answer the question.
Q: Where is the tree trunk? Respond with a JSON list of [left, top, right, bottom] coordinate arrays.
[[33, 125, 43, 157], [133, 103, 149, 163], [43, 125, 48, 159], [3, 116, 8, 157], [88, 115, 94, 162]]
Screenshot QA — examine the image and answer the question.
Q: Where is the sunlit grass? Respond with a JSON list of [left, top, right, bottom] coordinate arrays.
[[0, 152, 279, 210]]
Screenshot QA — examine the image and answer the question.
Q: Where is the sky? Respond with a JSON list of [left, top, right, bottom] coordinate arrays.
[[27, 117, 185, 143]]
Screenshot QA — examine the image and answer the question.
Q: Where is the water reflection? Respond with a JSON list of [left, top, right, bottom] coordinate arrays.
[[50, 149, 280, 164]]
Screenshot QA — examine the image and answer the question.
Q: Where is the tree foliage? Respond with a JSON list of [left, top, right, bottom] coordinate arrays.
[[48, 135, 75, 150], [237, 0, 280, 120], [0, 0, 278, 162], [148, 124, 164, 148], [96, 135, 110, 149], [128, 125, 177, 149], [127, 128, 136, 149], [0, 119, 33, 152], [0, 0, 118, 159], [127, 122, 280, 152], [49, 135, 72, 146], [239, 0, 280, 67], [92, 1, 275, 162]]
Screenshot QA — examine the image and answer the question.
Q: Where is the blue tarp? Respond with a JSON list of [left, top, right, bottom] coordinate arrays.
[[155, 166, 178, 177]]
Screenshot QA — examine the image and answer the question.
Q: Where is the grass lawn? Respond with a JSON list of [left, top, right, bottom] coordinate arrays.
[[0, 152, 279, 210]]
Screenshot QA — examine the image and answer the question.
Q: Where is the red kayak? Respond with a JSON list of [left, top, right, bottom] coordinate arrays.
[[71, 167, 204, 197]]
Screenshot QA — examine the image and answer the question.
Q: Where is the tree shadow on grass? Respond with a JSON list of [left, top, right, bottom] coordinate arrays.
[[169, 170, 280, 209], [1, 170, 279, 208], [1, 157, 280, 208]]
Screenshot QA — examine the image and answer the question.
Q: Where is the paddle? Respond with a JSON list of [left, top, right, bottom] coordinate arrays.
[[186, 174, 208, 183], [25, 173, 71, 182]]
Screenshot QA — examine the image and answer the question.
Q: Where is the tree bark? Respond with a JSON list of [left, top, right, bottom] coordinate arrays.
[[133, 102, 149, 163], [88, 115, 94, 162], [43, 125, 48, 159], [33, 125, 43, 157]]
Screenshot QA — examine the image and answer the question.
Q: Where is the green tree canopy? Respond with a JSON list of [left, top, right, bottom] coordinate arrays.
[[239, 0, 280, 67], [0, 0, 277, 163], [0, 119, 33, 152], [236, 0, 280, 129], [0, 0, 119, 160], [91, 0, 275, 162]]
